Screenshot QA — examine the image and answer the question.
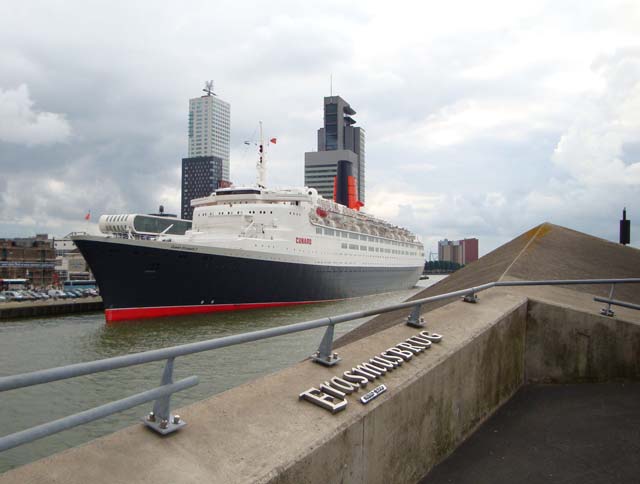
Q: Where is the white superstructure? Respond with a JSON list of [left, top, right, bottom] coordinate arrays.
[[160, 186, 425, 268]]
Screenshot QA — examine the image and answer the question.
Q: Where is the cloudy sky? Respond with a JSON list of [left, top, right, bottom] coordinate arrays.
[[1, 0, 638, 255]]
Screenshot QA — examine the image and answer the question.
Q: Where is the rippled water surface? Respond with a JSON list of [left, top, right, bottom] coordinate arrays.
[[0, 276, 446, 473]]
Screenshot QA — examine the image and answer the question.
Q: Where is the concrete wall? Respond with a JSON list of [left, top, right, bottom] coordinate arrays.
[[525, 299, 640, 383], [0, 298, 102, 320], [268, 299, 529, 484]]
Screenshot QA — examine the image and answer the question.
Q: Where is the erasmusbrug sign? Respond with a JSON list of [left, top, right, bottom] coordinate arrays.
[[299, 330, 443, 413]]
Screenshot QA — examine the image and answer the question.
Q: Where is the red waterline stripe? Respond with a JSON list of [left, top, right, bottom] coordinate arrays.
[[105, 300, 334, 323]]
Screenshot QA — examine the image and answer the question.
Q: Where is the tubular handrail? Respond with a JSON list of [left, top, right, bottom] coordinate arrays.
[[0, 377, 198, 453], [0, 282, 501, 393], [0, 277, 638, 453], [593, 296, 640, 312]]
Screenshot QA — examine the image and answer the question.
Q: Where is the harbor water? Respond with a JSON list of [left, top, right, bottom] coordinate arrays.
[[0, 276, 445, 473]]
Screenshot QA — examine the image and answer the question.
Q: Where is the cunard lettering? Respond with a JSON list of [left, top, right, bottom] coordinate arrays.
[[296, 237, 312, 245], [299, 330, 444, 413]]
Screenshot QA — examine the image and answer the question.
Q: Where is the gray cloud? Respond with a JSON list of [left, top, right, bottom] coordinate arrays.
[[0, 85, 71, 145], [0, 0, 638, 255]]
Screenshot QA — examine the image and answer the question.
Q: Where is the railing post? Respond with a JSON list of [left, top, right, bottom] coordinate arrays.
[[600, 284, 616, 317], [312, 323, 341, 366], [462, 289, 478, 303], [406, 304, 425, 328], [143, 357, 187, 434]]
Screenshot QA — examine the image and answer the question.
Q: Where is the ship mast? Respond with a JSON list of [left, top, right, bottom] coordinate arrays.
[[256, 121, 266, 188]]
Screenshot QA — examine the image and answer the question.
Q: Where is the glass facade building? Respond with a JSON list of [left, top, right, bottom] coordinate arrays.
[[181, 156, 224, 220]]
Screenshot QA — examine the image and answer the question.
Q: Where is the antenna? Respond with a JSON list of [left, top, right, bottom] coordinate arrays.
[[256, 121, 266, 188], [203, 80, 215, 96], [330, 74, 333, 96]]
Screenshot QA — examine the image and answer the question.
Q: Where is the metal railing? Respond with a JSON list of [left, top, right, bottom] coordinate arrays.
[[594, 296, 640, 315], [0, 277, 638, 452]]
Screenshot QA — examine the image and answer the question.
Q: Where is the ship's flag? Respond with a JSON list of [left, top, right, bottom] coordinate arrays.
[[270, 138, 277, 144], [85, 211, 91, 221]]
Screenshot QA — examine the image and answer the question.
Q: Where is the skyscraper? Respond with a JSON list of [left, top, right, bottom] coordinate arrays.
[[304, 96, 366, 204], [188, 83, 231, 179], [181, 83, 231, 219]]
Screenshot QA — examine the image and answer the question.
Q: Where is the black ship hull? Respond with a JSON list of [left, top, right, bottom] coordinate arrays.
[[74, 237, 423, 322]]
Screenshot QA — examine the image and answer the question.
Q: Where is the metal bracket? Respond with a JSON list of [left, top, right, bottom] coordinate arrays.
[[600, 284, 616, 318], [143, 358, 187, 434], [462, 292, 478, 303], [406, 304, 425, 328], [312, 323, 341, 366]]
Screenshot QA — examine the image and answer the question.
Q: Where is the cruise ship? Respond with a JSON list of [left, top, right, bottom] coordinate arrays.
[[73, 133, 425, 322]]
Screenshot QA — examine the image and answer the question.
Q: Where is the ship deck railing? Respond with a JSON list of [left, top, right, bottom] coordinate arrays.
[[0, 277, 639, 452]]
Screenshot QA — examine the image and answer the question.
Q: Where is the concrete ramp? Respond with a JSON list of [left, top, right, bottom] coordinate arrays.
[[337, 222, 640, 347]]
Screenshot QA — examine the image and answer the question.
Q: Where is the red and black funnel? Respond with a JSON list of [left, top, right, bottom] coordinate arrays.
[[333, 160, 364, 210]]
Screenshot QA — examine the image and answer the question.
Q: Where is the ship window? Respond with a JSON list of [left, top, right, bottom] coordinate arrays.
[[368, 237, 374, 242], [360, 235, 367, 241], [316, 227, 322, 234], [349, 244, 358, 250], [341, 243, 347, 249], [324, 228, 334, 236], [349, 233, 358, 239], [369, 247, 374, 251], [360, 246, 366, 251]]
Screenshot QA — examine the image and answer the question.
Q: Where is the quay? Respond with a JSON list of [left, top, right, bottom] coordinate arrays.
[[0, 297, 103, 320], [0, 223, 638, 483]]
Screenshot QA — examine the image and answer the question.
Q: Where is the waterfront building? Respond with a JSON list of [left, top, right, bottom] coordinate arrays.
[[181, 155, 225, 220], [53, 232, 93, 284], [54, 233, 92, 282], [304, 95, 366, 204], [438, 238, 479, 265], [0, 234, 56, 287], [182, 82, 230, 219]]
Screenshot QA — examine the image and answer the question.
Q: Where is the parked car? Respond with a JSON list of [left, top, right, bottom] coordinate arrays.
[[3, 291, 27, 302], [0, 294, 7, 303], [48, 289, 67, 299]]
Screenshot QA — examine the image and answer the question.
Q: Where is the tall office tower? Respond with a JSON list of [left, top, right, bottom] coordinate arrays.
[[304, 96, 366, 204], [188, 82, 231, 180], [181, 82, 230, 219]]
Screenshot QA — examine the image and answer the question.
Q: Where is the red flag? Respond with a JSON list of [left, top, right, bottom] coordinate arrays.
[[270, 138, 277, 144], [85, 211, 91, 221]]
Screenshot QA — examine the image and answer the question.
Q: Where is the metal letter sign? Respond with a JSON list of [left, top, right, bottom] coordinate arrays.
[[299, 330, 443, 413]]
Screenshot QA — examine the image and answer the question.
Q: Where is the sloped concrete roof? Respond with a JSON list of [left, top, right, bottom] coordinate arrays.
[[337, 222, 640, 348]]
